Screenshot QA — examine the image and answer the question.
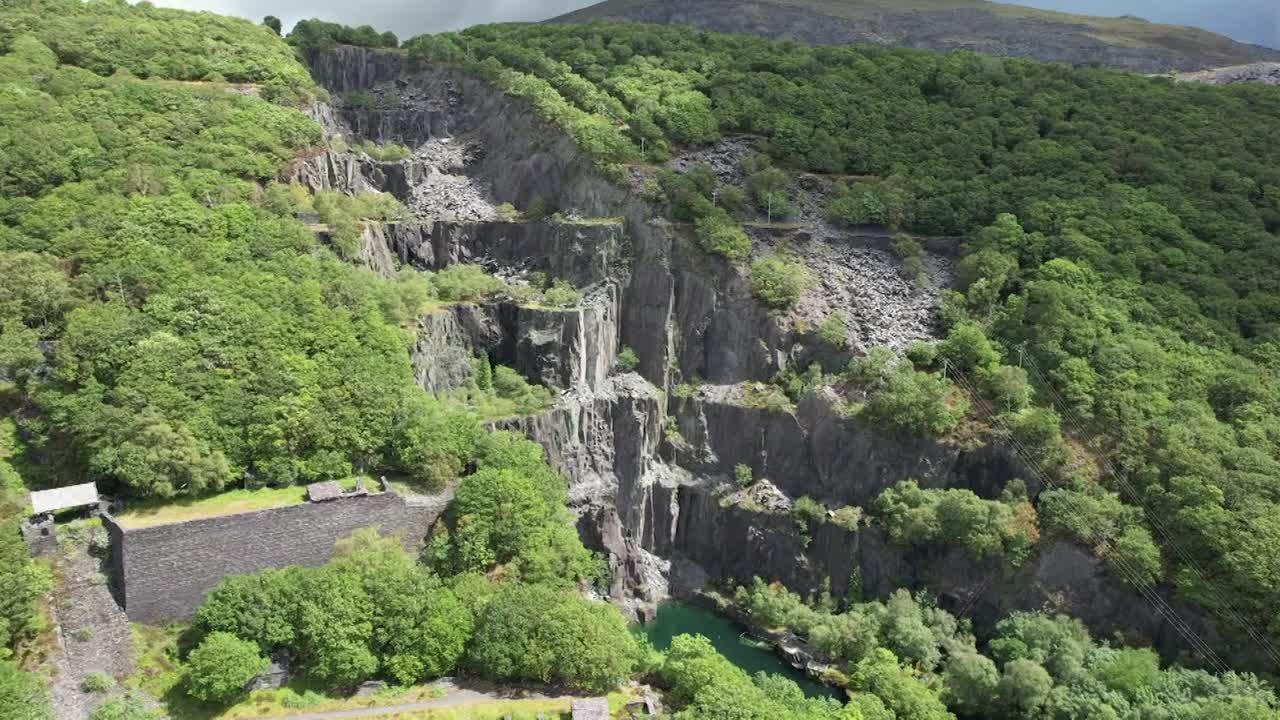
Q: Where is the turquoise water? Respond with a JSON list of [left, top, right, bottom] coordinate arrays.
[[638, 601, 842, 700]]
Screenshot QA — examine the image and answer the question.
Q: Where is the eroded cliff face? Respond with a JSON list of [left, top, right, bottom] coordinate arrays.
[[299, 45, 1251, 666]]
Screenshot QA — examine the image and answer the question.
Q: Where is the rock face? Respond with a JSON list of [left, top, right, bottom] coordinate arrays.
[[551, 0, 1280, 73], [1175, 61, 1280, 85], [301, 45, 1263, 671]]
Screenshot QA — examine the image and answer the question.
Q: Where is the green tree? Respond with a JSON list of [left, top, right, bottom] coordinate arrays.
[[474, 352, 493, 392], [467, 584, 637, 692], [185, 631, 269, 704], [297, 569, 377, 688], [851, 649, 953, 720], [262, 16, 282, 35], [943, 651, 1000, 716], [750, 255, 814, 310], [997, 659, 1054, 718], [818, 313, 849, 348], [695, 212, 751, 261]]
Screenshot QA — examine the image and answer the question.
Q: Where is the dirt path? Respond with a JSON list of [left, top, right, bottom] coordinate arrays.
[[48, 521, 136, 720]]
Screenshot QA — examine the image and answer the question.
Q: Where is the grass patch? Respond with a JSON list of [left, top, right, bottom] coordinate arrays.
[[114, 478, 367, 529]]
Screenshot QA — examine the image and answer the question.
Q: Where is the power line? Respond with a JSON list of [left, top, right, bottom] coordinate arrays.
[[943, 360, 1233, 674], [1019, 356, 1280, 670]]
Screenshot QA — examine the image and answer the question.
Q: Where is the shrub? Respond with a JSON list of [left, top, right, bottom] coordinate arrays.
[[695, 212, 751, 260], [906, 341, 939, 369], [492, 366, 555, 415], [818, 312, 849, 347], [793, 496, 827, 530], [185, 631, 269, 704], [525, 196, 549, 220], [431, 265, 506, 302], [89, 695, 161, 720], [81, 672, 113, 693], [494, 202, 520, 221], [541, 280, 582, 308], [617, 346, 639, 371], [1106, 525, 1163, 588], [749, 167, 792, 220], [861, 365, 967, 438], [891, 233, 926, 285], [734, 463, 753, 487], [872, 480, 1039, 564], [741, 381, 793, 413], [831, 505, 864, 531], [750, 255, 813, 309], [940, 322, 1000, 372], [980, 364, 1032, 413]]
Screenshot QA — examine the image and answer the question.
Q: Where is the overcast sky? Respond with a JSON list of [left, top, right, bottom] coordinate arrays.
[[150, 0, 1279, 50]]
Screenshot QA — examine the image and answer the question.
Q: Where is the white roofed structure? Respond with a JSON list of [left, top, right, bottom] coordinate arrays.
[[29, 482, 100, 515]]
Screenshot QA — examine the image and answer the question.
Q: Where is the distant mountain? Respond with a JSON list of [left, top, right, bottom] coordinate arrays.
[[550, 0, 1280, 72]]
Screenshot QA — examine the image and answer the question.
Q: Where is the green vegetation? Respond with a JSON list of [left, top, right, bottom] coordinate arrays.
[[817, 313, 849, 348], [659, 634, 845, 719], [192, 516, 622, 699], [0, 0, 317, 96], [452, 361, 556, 420], [114, 485, 308, 529], [829, 180, 912, 230], [872, 479, 1039, 565], [0, 1, 495, 503], [617, 346, 639, 372], [80, 671, 113, 693], [184, 632, 267, 704], [312, 190, 410, 259], [466, 584, 639, 693], [430, 264, 507, 302], [696, 212, 752, 261], [891, 233, 927, 285], [847, 348, 968, 438], [0, 417, 51, 719], [286, 19, 399, 50], [735, 578, 1280, 719], [424, 432, 595, 584], [399, 24, 1280, 644], [734, 463, 754, 488], [89, 695, 161, 720], [750, 254, 814, 310]]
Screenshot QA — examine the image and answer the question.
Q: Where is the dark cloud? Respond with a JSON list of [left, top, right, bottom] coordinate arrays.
[[152, 0, 1278, 50]]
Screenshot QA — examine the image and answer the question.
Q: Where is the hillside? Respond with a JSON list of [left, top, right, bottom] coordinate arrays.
[[551, 0, 1280, 72], [6, 3, 1280, 719]]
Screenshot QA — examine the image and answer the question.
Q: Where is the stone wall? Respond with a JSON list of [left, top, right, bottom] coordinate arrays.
[[106, 489, 444, 624]]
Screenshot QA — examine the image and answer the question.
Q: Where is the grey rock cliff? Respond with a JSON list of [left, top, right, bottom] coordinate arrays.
[[299, 45, 1260, 670]]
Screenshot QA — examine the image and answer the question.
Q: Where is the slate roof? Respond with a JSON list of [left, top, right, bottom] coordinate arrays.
[[29, 482, 99, 515], [571, 698, 610, 720]]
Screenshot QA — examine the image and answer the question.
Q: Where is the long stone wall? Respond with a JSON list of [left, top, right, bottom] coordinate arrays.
[[105, 489, 445, 624]]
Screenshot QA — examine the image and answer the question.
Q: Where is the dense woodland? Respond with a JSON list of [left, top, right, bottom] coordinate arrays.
[[1, 2, 1280, 719], [406, 21, 1280, 669]]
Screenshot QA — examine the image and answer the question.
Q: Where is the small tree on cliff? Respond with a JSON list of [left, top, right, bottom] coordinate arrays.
[[475, 352, 493, 393], [262, 16, 282, 35]]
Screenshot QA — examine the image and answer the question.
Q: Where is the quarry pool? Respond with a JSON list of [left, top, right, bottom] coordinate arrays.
[[638, 601, 842, 701]]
